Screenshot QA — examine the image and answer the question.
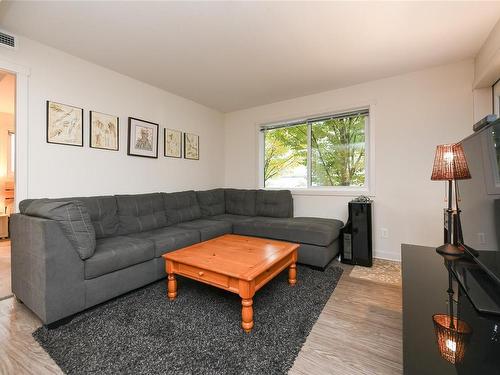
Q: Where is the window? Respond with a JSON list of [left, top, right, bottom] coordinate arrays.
[[262, 109, 369, 190]]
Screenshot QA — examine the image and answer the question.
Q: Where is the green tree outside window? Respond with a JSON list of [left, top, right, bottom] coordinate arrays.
[[264, 113, 367, 188]]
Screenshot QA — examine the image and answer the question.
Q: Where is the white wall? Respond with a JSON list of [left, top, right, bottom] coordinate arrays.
[[473, 87, 492, 122], [0, 36, 225, 199], [224, 60, 474, 260], [472, 17, 500, 121], [474, 17, 500, 88]]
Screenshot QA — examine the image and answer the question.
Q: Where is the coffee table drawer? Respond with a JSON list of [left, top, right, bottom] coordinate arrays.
[[178, 263, 230, 288]]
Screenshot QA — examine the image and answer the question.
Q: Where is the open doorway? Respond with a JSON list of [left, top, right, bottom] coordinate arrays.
[[0, 70, 15, 300]]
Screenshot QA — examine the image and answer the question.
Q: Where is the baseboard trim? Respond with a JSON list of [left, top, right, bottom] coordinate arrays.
[[0, 294, 13, 302], [374, 249, 401, 262]]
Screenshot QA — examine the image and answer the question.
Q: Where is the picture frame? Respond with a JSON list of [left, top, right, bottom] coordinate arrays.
[[184, 132, 199, 160], [90, 111, 119, 151], [164, 128, 182, 158], [46, 100, 84, 147], [127, 117, 159, 158]]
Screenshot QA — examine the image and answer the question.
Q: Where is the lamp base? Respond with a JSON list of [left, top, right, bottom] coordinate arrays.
[[436, 243, 465, 258]]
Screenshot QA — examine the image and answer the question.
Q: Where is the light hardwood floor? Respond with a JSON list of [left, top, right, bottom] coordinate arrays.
[[0, 258, 402, 375], [0, 240, 12, 300], [290, 262, 402, 375]]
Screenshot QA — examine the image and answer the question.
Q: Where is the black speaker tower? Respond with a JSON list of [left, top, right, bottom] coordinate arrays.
[[341, 200, 373, 267]]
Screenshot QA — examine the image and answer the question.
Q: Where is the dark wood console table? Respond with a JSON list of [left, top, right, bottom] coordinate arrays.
[[402, 244, 500, 375]]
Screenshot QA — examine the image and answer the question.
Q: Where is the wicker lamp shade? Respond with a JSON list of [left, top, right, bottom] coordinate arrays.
[[432, 314, 472, 364], [431, 144, 471, 181]]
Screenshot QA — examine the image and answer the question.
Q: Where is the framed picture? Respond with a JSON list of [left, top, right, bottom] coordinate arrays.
[[164, 128, 182, 158], [46, 100, 83, 146], [127, 117, 159, 158], [184, 132, 199, 160], [90, 111, 119, 151]]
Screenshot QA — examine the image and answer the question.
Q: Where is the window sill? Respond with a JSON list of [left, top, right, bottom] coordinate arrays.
[[261, 187, 375, 197]]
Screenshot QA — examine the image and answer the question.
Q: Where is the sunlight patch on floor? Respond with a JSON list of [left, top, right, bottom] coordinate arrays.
[[349, 258, 401, 286]]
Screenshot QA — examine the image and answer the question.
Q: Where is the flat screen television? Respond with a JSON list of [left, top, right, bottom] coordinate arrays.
[[458, 119, 500, 285]]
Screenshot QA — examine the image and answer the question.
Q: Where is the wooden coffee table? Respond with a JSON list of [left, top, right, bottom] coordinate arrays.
[[162, 234, 299, 333]]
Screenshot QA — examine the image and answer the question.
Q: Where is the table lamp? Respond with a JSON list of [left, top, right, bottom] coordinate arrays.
[[431, 143, 471, 255]]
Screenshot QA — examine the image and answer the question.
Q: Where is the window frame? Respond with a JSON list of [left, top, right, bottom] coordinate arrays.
[[257, 105, 375, 197]]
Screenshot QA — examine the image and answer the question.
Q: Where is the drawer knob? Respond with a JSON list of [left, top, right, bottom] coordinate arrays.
[[198, 271, 204, 276]]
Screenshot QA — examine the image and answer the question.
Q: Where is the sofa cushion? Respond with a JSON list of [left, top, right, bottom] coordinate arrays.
[[18, 199, 35, 212], [85, 236, 154, 279], [163, 191, 202, 225], [225, 189, 257, 216], [128, 226, 200, 257], [116, 193, 167, 235], [209, 214, 255, 225], [256, 190, 293, 218], [23, 199, 96, 260], [75, 196, 120, 238], [175, 219, 232, 241], [298, 242, 340, 269], [20, 196, 119, 239], [196, 189, 225, 217], [233, 216, 344, 247]]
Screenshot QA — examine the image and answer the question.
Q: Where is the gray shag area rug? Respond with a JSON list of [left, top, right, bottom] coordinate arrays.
[[33, 265, 343, 374]]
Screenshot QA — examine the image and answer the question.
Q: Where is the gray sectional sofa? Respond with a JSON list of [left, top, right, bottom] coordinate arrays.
[[11, 189, 343, 325]]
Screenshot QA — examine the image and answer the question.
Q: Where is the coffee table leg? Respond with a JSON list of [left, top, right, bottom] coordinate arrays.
[[241, 298, 254, 333], [167, 273, 177, 300], [288, 263, 297, 286]]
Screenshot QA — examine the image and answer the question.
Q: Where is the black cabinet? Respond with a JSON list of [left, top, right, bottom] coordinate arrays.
[[341, 200, 373, 267]]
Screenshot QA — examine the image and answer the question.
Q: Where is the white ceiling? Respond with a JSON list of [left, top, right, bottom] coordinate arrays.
[[1, 1, 500, 112]]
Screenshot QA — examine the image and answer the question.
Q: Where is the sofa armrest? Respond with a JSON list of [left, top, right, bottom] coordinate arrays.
[[10, 213, 85, 325]]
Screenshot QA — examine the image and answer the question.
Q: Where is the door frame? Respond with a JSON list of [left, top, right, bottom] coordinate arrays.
[[0, 58, 30, 210]]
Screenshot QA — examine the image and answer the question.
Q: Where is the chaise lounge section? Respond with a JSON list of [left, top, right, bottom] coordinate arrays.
[[11, 188, 343, 324]]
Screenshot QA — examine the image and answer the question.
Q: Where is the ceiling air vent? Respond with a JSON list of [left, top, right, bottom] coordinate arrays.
[[0, 31, 16, 49]]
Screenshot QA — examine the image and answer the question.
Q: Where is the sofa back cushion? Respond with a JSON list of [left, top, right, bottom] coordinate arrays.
[[77, 196, 120, 238], [22, 199, 96, 259], [225, 189, 257, 216], [116, 193, 167, 234], [18, 199, 35, 212], [163, 191, 201, 224], [256, 190, 293, 218], [20, 196, 119, 239], [196, 189, 225, 217]]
